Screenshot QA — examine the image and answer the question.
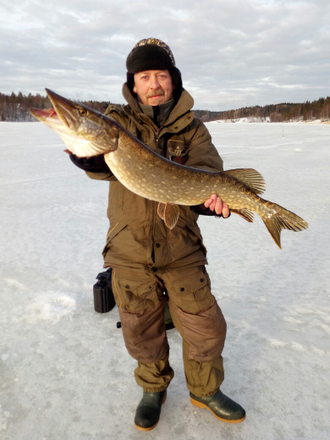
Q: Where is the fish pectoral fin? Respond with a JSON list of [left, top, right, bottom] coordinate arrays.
[[157, 202, 166, 220], [157, 203, 180, 229], [224, 169, 266, 195], [230, 208, 254, 222]]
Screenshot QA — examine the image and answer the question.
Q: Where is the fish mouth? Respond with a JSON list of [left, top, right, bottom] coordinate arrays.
[[30, 107, 58, 122], [45, 88, 80, 129]]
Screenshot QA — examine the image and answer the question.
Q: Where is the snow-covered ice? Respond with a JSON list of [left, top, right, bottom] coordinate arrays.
[[0, 121, 329, 440]]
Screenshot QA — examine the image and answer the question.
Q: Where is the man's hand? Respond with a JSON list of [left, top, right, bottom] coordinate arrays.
[[204, 194, 230, 218]]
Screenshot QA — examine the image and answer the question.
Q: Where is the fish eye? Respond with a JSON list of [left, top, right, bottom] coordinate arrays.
[[79, 108, 87, 116]]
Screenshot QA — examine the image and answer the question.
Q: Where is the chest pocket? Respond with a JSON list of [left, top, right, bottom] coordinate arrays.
[[167, 137, 188, 164]]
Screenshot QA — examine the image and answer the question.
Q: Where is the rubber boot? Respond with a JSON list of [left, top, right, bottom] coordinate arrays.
[[134, 390, 167, 431], [190, 389, 246, 423]]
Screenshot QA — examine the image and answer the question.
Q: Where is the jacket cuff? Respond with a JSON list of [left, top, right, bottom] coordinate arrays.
[[190, 204, 230, 218], [69, 154, 110, 173], [190, 204, 217, 216]]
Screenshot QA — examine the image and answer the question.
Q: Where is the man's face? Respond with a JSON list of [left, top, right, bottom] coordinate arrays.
[[133, 70, 174, 106]]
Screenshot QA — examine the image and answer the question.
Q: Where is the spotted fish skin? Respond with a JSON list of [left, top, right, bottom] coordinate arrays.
[[30, 89, 308, 248]]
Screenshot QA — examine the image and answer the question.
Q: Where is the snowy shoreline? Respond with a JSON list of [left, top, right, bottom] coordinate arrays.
[[211, 118, 330, 124]]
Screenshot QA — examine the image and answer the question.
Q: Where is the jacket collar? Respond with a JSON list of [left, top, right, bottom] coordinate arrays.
[[139, 99, 175, 127]]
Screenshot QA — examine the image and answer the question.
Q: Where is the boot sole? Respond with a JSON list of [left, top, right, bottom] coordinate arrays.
[[190, 396, 246, 424], [134, 421, 160, 432], [134, 393, 167, 431]]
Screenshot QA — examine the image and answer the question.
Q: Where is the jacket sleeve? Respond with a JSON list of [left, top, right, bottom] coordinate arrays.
[[184, 119, 224, 173]]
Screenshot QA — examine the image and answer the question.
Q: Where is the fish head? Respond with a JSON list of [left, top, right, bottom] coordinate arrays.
[[30, 89, 119, 158]]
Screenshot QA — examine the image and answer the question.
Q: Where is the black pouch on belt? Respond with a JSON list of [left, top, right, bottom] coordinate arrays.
[[93, 268, 116, 313]]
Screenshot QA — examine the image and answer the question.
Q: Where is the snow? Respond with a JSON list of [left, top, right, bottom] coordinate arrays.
[[1, 121, 329, 440], [216, 117, 271, 123]]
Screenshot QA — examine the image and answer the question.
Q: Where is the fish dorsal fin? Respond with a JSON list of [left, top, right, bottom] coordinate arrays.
[[157, 203, 180, 229], [224, 168, 266, 195]]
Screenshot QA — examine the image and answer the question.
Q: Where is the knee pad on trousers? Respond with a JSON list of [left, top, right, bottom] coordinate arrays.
[[119, 300, 169, 363], [175, 301, 227, 362]]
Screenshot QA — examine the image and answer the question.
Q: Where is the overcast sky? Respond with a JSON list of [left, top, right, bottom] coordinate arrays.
[[0, 0, 329, 111]]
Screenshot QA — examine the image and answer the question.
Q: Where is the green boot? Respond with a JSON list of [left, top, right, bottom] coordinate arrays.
[[134, 390, 167, 431], [190, 389, 246, 423]]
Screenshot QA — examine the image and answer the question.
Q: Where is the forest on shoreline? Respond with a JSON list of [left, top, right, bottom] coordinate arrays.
[[1, 91, 329, 123]]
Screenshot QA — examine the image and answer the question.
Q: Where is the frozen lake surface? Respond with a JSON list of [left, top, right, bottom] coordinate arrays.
[[0, 121, 329, 440]]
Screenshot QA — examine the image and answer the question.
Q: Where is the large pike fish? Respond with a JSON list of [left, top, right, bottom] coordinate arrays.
[[30, 89, 308, 248]]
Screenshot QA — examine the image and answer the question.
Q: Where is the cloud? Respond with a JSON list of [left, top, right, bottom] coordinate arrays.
[[0, 0, 329, 110]]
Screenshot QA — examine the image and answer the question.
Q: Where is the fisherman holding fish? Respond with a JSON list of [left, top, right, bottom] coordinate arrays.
[[68, 38, 245, 430], [69, 38, 244, 430]]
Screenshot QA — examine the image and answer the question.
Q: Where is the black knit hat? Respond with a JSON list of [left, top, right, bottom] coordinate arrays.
[[126, 38, 176, 73], [126, 38, 183, 101]]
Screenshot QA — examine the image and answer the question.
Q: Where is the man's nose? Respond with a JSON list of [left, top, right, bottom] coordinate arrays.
[[150, 75, 160, 88]]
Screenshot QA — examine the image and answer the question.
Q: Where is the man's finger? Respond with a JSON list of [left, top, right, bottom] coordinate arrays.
[[214, 197, 223, 215], [222, 202, 230, 218]]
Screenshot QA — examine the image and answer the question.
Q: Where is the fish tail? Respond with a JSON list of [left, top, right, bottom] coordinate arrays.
[[261, 202, 308, 249]]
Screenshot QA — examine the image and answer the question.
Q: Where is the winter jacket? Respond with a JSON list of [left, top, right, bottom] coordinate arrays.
[[85, 85, 224, 269]]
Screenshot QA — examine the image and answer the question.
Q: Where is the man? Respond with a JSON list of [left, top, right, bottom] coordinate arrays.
[[70, 38, 245, 431]]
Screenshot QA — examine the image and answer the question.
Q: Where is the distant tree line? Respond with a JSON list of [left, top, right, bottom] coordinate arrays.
[[196, 97, 330, 123], [1, 91, 329, 123], [0, 92, 117, 122]]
